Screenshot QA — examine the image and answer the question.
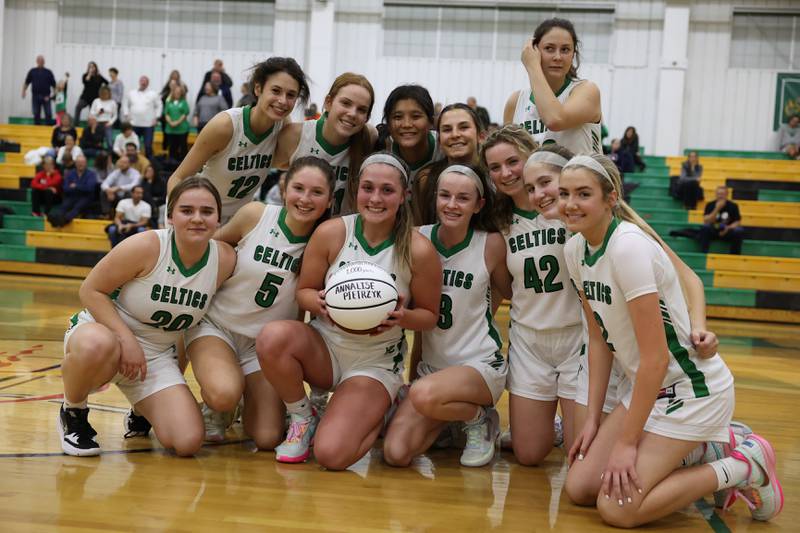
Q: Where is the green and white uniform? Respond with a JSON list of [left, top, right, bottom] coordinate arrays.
[[291, 114, 351, 215], [65, 229, 220, 404], [512, 79, 601, 155], [418, 224, 506, 403], [310, 214, 411, 401], [564, 220, 734, 442], [390, 131, 442, 185], [185, 205, 308, 375], [197, 105, 283, 224]]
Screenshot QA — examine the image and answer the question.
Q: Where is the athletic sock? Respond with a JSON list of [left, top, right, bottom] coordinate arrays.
[[681, 444, 705, 467], [465, 406, 484, 425], [709, 456, 750, 490], [285, 396, 313, 420], [64, 398, 88, 409]]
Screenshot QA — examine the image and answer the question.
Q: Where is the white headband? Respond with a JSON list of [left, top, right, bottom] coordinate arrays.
[[524, 151, 569, 170], [440, 164, 484, 197], [360, 153, 409, 185], [563, 155, 613, 184]]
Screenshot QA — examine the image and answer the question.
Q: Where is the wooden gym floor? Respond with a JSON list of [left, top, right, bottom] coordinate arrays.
[[0, 273, 796, 532]]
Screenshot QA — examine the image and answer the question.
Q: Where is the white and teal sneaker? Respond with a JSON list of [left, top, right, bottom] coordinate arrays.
[[728, 434, 784, 521], [275, 409, 319, 464], [201, 403, 233, 443], [460, 407, 500, 467], [702, 421, 753, 508]]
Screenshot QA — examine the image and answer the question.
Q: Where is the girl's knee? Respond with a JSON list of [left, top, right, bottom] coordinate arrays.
[[255, 322, 294, 365], [202, 383, 243, 413], [408, 381, 439, 418], [597, 497, 640, 529], [382, 438, 412, 468], [247, 424, 284, 451], [512, 440, 550, 467], [313, 438, 352, 471], [565, 469, 600, 506]]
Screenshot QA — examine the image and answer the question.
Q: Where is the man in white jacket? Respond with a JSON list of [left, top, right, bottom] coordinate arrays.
[[122, 76, 162, 160]]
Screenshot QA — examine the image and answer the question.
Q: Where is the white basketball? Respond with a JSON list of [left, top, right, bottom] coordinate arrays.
[[324, 261, 398, 332]]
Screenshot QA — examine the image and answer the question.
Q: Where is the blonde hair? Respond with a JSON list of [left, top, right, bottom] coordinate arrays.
[[566, 154, 662, 244]]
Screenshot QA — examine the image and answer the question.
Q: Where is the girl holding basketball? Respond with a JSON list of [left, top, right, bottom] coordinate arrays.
[[383, 164, 511, 468], [167, 57, 310, 224], [273, 72, 377, 215], [503, 17, 602, 155], [560, 154, 782, 526], [58, 177, 236, 457], [413, 103, 485, 225], [184, 157, 335, 447], [256, 152, 441, 468]]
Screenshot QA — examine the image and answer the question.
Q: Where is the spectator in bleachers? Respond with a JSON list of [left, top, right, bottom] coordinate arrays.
[[163, 84, 190, 162], [74, 61, 107, 123], [466, 96, 491, 130], [197, 59, 232, 101], [193, 82, 227, 132], [676, 150, 704, 209], [778, 115, 800, 160], [108, 67, 124, 127], [93, 151, 113, 182], [112, 122, 139, 158], [124, 142, 151, 176], [60, 152, 75, 174], [100, 155, 141, 216], [21, 55, 56, 125], [609, 138, 635, 173], [160, 71, 189, 149], [31, 156, 62, 217], [209, 71, 233, 109], [237, 82, 256, 108], [56, 135, 83, 166], [106, 184, 151, 247], [620, 126, 646, 171], [54, 74, 69, 126], [699, 185, 744, 255], [90, 86, 117, 150], [49, 154, 98, 227], [122, 75, 162, 160], [139, 164, 166, 227], [79, 116, 106, 158], [50, 113, 77, 151]]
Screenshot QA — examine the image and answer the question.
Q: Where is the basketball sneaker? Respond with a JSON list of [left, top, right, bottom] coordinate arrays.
[[57, 404, 100, 456], [309, 386, 330, 418], [201, 403, 233, 443], [700, 421, 753, 508], [123, 409, 152, 438], [460, 407, 500, 467], [553, 414, 564, 448], [727, 434, 784, 521], [275, 409, 319, 464]]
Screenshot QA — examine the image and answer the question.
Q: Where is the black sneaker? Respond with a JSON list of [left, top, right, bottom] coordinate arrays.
[[123, 409, 152, 438], [57, 405, 101, 456]]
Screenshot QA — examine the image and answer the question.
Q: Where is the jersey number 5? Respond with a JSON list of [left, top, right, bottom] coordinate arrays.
[[255, 273, 285, 308]]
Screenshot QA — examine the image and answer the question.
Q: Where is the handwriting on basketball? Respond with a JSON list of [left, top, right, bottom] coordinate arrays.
[[333, 281, 382, 301]]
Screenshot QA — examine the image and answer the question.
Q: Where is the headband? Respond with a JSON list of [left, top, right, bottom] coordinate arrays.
[[360, 153, 409, 185], [524, 151, 569, 170], [563, 155, 613, 184], [440, 164, 484, 197]]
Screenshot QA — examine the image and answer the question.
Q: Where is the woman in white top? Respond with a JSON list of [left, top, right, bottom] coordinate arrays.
[[90, 85, 118, 150], [256, 152, 442, 469], [560, 155, 783, 526], [168, 57, 310, 224], [503, 18, 602, 155], [56, 135, 83, 166], [383, 164, 511, 468], [57, 177, 236, 457]]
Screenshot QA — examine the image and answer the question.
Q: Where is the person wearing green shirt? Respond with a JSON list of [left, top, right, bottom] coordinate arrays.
[[164, 84, 190, 161]]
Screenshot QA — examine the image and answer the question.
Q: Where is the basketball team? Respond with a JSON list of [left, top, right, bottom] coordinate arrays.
[[55, 18, 783, 527]]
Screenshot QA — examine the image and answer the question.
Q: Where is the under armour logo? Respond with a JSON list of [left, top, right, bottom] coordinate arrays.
[[238, 141, 248, 148], [348, 242, 358, 250], [525, 106, 531, 112], [512, 218, 520, 225], [269, 228, 279, 237], [167, 266, 176, 275], [310, 148, 320, 155]]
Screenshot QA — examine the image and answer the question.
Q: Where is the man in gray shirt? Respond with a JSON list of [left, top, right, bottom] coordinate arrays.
[[101, 156, 141, 215], [778, 115, 800, 159]]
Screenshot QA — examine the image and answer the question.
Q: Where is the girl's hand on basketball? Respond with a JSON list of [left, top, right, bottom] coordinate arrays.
[[119, 335, 147, 382], [601, 442, 642, 506], [568, 418, 598, 465], [691, 328, 719, 358], [372, 294, 406, 335], [316, 290, 333, 324], [521, 40, 541, 70]]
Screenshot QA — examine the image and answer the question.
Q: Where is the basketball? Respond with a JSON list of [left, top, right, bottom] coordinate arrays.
[[324, 260, 398, 332]]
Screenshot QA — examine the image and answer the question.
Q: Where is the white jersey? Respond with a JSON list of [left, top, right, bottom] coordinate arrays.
[[419, 225, 503, 369], [312, 214, 411, 349], [564, 220, 733, 406], [291, 116, 351, 215], [390, 130, 442, 185], [206, 205, 308, 338], [198, 105, 283, 224], [513, 79, 601, 155], [504, 208, 582, 330], [70, 229, 219, 353]]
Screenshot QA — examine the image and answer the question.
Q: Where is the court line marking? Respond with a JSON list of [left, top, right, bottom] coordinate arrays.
[[0, 375, 44, 391], [694, 498, 731, 533], [0, 439, 249, 459]]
